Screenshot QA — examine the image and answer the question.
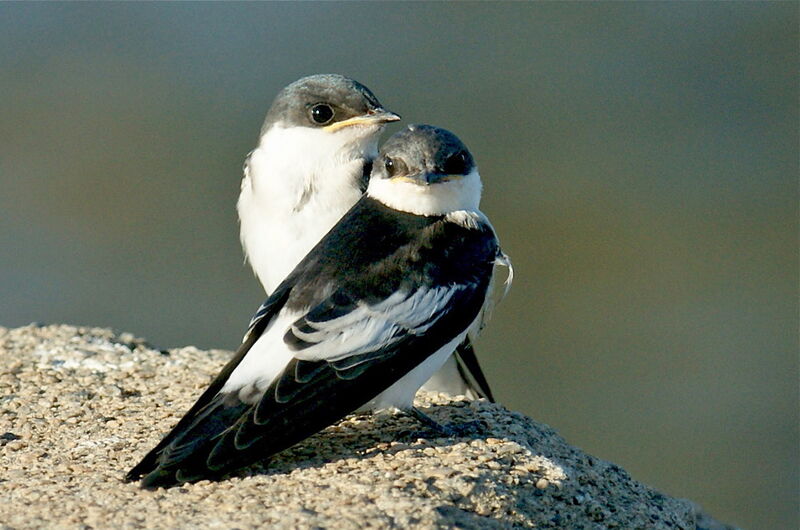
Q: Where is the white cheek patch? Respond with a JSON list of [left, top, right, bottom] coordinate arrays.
[[366, 169, 482, 216]]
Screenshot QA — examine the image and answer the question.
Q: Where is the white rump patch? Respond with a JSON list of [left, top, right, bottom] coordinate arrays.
[[361, 328, 469, 411]]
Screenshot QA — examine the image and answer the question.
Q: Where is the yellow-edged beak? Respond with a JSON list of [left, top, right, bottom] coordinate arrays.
[[390, 174, 462, 185], [323, 109, 401, 132]]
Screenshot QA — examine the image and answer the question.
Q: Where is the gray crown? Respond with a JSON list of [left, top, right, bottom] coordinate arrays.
[[262, 74, 386, 132]]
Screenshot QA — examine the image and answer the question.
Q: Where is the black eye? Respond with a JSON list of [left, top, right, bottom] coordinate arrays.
[[442, 152, 469, 175], [384, 156, 407, 177], [309, 104, 334, 125], [384, 157, 396, 176]]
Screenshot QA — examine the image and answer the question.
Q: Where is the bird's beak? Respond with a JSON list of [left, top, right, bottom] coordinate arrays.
[[391, 173, 460, 185], [324, 108, 401, 132], [422, 173, 460, 185]]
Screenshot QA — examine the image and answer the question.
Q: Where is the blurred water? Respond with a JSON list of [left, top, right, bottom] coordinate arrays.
[[1, 4, 797, 528]]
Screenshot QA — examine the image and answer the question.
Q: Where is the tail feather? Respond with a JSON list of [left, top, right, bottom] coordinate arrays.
[[125, 288, 291, 487], [132, 353, 416, 488], [135, 397, 250, 489], [453, 338, 495, 402]]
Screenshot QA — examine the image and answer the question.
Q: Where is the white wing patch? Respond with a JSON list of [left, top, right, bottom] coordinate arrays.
[[445, 210, 483, 230], [221, 309, 304, 403], [221, 285, 466, 405], [290, 285, 464, 362]]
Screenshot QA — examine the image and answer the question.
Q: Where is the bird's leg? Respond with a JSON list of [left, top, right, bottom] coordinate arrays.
[[404, 407, 484, 439]]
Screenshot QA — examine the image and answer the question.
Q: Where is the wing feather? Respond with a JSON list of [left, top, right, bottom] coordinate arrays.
[[287, 285, 462, 362], [127, 201, 501, 488], [125, 287, 291, 485]]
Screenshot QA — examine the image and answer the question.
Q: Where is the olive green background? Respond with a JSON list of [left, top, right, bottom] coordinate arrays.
[[1, 3, 796, 528]]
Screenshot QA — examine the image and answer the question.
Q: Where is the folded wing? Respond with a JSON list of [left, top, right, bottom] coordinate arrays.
[[130, 272, 489, 489]]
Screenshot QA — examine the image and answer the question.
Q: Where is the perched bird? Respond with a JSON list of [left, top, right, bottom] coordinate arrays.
[[237, 74, 494, 400], [127, 125, 511, 489], [238, 74, 399, 292]]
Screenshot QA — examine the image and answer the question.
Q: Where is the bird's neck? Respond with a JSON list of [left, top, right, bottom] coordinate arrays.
[[250, 124, 377, 210], [366, 169, 483, 217]]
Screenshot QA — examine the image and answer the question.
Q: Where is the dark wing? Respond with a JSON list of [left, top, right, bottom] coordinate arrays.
[[130, 274, 491, 488], [128, 199, 499, 489], [451, 244, 513, 402], [124, 287, 291, 485], [190, 281, 490, 485]]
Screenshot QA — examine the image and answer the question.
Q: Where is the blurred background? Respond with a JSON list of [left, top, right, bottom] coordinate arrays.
[[1, 3, 796, 528]]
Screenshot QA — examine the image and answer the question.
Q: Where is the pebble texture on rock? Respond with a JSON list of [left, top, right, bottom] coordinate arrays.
[[1, 325, 734, 529]]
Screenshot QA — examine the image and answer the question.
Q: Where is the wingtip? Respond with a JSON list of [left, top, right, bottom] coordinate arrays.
[[124, 463, 148, 484], [139, 468, 181, 490], [123, 464, 171, 490], [125, 450, 161, 484]]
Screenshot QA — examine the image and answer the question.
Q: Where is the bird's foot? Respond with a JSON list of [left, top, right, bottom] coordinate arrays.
[[401, 407, 485, 440]]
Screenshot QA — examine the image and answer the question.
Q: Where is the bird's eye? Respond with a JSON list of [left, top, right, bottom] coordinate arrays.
[[442, 152, 469, 175], [384, 156, 407, 178], [309, 104, 334, 125]]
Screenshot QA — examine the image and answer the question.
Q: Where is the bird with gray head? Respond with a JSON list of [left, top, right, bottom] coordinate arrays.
[[236, 75, 496, 402], [127, 124, 510, 489], [238, 74, 400, 293]]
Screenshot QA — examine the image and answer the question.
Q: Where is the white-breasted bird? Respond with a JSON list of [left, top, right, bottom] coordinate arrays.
[[127, 125, 511, 489], [237, 74, 495, 401]]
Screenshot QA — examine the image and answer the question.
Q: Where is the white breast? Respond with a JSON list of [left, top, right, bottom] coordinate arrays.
[[237, 124, 378, 294]]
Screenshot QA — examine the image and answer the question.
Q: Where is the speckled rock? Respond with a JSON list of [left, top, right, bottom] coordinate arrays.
[[0, 324, 734, 529]]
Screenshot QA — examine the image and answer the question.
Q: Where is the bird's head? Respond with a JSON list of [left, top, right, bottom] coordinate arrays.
[[367, 125, 482, 216], [261, 74, 400, 153]]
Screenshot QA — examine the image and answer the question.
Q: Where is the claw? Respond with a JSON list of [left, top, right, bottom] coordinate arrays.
[[405, 408, 485, 439]]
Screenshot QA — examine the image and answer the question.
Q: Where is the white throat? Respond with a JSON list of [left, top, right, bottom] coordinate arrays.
[[238, 122, 382, 293], [247, 123, 381, 207], [366, 169, 482, 216]]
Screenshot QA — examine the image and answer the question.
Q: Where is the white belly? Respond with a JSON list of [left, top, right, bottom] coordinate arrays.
[[358, 329, 469, 412]]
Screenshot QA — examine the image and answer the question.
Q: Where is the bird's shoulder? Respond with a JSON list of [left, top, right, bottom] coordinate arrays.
[[282, 198, 497, 306]]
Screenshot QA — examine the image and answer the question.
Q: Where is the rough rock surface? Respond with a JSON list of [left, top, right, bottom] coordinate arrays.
[[0, 324, 734, 529]]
